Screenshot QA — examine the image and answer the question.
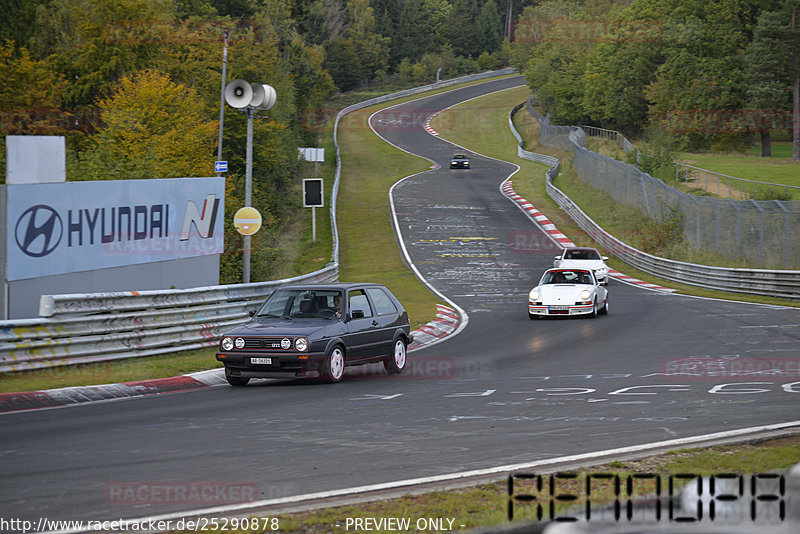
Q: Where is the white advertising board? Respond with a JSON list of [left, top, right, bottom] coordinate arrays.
[[6, 177, 224, 281], [6, 136, 66, 184]]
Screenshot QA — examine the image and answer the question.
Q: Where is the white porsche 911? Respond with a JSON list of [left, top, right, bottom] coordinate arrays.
[[528, 268, 609, 319]]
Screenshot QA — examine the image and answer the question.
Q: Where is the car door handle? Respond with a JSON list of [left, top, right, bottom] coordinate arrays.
[[371, 320, 379, 327]]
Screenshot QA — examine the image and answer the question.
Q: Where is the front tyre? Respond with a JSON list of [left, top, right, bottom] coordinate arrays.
[[323, 345, 345, 383], [226, 374, 249, 387], [384, 338, 407, 374]]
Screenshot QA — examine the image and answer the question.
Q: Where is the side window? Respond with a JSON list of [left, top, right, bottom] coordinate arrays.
[[348, 289, 373, 318], [366, 288, 398, 316]]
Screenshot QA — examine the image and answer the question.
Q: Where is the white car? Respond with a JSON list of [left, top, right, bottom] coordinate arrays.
[[528, 268, 608, 319], [553, 247, 610, 285]]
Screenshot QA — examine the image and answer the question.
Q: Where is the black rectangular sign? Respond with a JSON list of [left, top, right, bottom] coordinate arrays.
[[303, 179, 324, 207]]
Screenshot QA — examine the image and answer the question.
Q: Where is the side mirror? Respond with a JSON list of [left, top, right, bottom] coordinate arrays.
[[602, 256, 609, 261], [351, 309, 365, 319], [554, 255, 561, 260], [249, 310, 256, 318]]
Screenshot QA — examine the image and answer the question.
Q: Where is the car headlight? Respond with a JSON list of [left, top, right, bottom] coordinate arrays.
[[221, 337, 234, 351], [597, 267, 608, 274], [235, 337, 245, 349], [579, 289, 591, 301], [295, 337, 309, 352], [529, 289, 540, 301]]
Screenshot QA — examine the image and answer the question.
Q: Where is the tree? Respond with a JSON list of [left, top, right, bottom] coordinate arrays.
[[31, 0, 173, 109], [343, 0, 390, 80], [443, 0, 480, 57], [1, 0, 50, 49], [744, 7, 795, 156], [393, 0, 436, 63], [523, 38, 590, 124], [78, 69, 218, 180], [324, 0, 390, 90], [581, 23, 664, 132], [631, 0, 768, 149], [476, 0, 503, 54], [0, 40, 66, 113]]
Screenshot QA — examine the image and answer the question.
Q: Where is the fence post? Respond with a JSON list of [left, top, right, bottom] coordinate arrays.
[[693, 196, 701, 248], [776, 200, 790, 268], [748, 199, 765, 261], [641, 173, 653, 219]]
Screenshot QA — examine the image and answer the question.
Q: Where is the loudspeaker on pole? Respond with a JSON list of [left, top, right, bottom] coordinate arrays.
[[224, 79, 253, 109]]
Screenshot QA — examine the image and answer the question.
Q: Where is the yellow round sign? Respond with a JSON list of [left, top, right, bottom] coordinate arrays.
[[233, 207, 262, 236]]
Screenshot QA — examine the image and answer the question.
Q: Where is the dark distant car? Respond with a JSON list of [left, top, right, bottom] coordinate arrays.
[[216, 283, 413, 385], [450, 153, 470, 169]]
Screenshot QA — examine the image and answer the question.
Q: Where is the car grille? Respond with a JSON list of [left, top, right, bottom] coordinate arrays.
[[242, 338, 289, 350]]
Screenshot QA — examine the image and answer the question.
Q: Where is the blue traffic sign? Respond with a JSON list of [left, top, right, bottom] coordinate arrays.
[[214, 160, 228, 173]]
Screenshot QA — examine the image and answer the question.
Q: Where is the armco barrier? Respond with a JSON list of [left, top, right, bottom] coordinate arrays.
[[0, 70, 515, 373], [1, 265, 337, 372], [509, 102, 800, 300]]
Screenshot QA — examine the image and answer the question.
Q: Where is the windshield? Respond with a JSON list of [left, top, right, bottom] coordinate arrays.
[[257, 289, 343, 319], [541, 270, 593, 285], [564, 249, 601, 260]]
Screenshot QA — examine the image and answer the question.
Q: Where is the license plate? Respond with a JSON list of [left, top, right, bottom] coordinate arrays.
[[250, 357, 272, 365], [549, 305, 569, 311]]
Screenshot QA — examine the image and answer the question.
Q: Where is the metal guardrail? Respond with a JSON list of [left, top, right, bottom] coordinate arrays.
[[0, 69, 514, 374], [1, 266, 338, 372], [509, 103, 800, 300]]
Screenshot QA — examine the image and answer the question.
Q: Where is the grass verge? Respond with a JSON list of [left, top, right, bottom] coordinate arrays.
[[677, 147, 800, 189], [0, 347, 223, 393]]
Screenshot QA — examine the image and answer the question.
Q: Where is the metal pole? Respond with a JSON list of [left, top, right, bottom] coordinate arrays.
[[312, 206, 316, 242], [243, 107, 254, 283], [216, 29, 229, 176], [313, 159, 318, 241]]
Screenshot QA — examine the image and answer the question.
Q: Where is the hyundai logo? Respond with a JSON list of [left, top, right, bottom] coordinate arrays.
[[15, 205, 63, 257]]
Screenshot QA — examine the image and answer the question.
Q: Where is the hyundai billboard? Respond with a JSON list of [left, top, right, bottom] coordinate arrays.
[[6, 177, 224, 281]]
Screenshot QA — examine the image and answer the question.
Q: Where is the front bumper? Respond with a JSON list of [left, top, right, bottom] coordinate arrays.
[[217, 351, 326, 378], [529, 304, 594, 316]]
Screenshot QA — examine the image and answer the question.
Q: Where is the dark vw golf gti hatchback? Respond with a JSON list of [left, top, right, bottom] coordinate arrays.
[[217, 283, 413, 385]]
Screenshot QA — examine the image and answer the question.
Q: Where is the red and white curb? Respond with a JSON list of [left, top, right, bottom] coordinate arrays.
[[502, 181, 574, 248], [0, 372, 226, 414], [424, 113, 440, 136], [501, 180, 674, 293], [409, 304, 460, 350]]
